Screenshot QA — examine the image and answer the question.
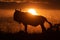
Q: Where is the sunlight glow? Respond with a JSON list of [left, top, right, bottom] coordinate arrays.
[[27, 9, 38, 15]]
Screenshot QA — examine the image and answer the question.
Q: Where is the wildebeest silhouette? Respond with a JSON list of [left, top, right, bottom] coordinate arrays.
[[13, 9, 52, 33]]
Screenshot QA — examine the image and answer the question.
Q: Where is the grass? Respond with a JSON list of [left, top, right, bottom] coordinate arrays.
[[0, 17, 60, 40]]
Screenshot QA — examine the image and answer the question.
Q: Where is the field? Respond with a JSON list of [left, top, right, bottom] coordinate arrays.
[[0, 17, 60, 40]]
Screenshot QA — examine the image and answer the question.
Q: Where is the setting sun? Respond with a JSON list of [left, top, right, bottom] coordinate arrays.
[[27, 9, 38, 15]]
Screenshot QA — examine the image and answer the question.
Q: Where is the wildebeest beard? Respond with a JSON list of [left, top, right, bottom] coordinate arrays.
[[14, 10, 52, 33]]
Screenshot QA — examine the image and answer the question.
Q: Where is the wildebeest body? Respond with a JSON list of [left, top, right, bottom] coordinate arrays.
[[21, 16, 47, 26]]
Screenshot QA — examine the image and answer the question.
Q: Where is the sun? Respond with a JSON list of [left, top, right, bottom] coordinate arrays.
[[27, 8, 38, 15]]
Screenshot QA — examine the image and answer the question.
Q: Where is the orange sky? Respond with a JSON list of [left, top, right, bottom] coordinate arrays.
[[0, 9, 60, 23]]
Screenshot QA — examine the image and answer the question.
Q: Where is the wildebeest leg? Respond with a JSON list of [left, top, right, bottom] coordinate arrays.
[[19, 23, 22, 31], [41, 24, 46, 33], [24, 24, 27, 33]]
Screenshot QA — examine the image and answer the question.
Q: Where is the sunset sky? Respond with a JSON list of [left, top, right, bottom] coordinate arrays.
[[0, 0, 60, 21]]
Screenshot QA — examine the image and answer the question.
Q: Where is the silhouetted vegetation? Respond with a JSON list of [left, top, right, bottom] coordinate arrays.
[[0, 26, 60, 40]]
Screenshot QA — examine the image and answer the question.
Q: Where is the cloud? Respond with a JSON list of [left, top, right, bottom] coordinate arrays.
[[0, 0, 60, 10], [28, 0, 60, 10]]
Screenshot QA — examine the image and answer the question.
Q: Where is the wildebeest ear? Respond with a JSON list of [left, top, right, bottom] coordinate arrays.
[[15, 9, 20, 13], [15, 9, 17, 11]]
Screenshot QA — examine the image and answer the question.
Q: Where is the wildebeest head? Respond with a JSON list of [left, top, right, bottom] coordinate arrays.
[[13, 9, 32, 23]]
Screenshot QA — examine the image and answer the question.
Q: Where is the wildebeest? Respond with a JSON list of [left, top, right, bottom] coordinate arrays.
[[13, 9, 52, 33]]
